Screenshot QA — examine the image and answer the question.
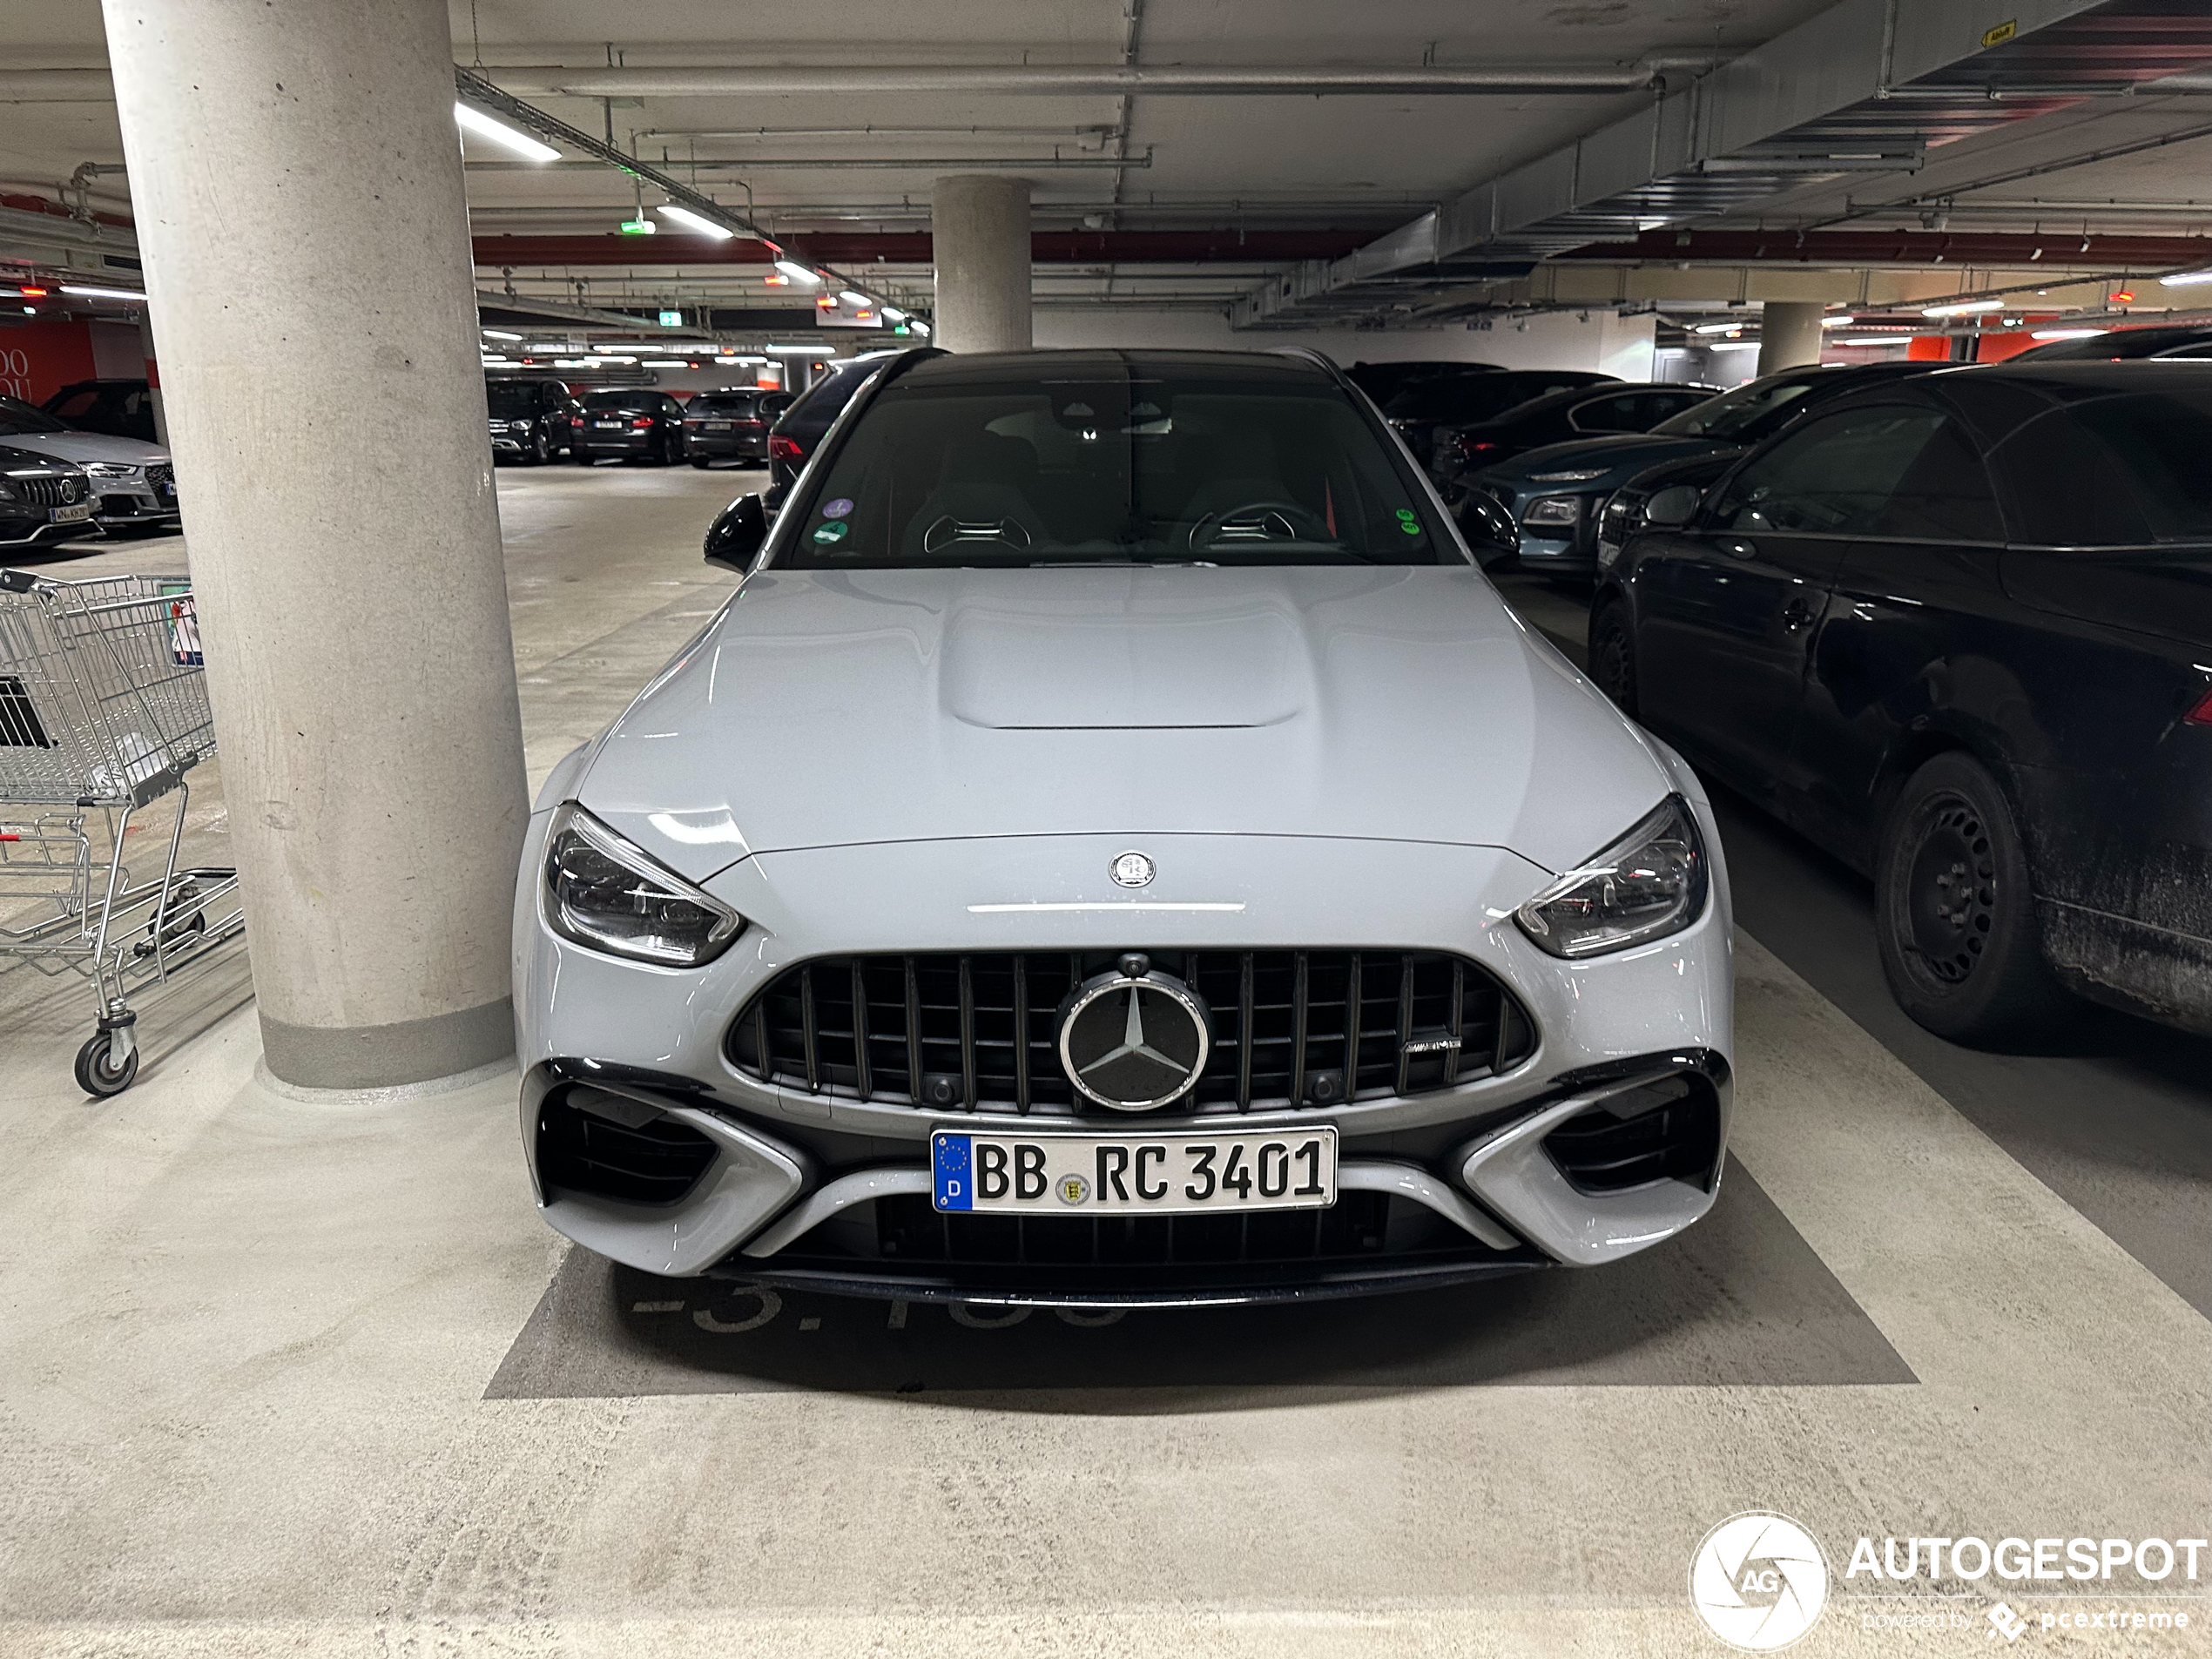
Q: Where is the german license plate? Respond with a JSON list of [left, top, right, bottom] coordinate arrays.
[[704, 421, 731, 431], [51, 502, 92, 523], [932, 1125, 1337, 1216], [594, 420, 622, 428]]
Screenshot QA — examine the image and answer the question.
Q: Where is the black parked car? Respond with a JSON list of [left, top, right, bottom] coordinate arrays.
[[682, 388, 791, 468], [1436, 381, 1715, 483], [486, 377, 581, 464], [41, 379, 158, 443], [573, 389, 687, 464], [1465, 362, 1944, 582], [765, 350, 940, 509], [1380, 368, 1617, 478], [1588, 362, 2212, 1042], [2012, 323, 2212, 362], [1344, 359, 1501, 406], [0, 445, 98, 549]]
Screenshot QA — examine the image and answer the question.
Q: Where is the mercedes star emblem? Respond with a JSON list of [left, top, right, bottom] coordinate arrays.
[[1109, 851, 1155, 888], [1056, 952, 1211, 1112]]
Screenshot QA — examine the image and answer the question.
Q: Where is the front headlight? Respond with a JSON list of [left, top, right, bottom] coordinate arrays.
[[84, 462, 140, 479], [1521, 496, 1581, 527], [543, 802, 745, 967], [1516, 796, 1709, 958]]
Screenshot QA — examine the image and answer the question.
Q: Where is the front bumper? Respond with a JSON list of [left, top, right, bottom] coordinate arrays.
[[513, 819, 1735, 1302], [0, 512, 100, 548]]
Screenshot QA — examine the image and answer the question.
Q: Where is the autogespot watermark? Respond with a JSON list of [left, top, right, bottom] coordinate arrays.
[[1690, 1516, 2209, 1649]]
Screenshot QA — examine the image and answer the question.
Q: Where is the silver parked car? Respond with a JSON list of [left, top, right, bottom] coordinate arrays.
[[513, 349, 1734, 1306], [0, 395, 177, 530]]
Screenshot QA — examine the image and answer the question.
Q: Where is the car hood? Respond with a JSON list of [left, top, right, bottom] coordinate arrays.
[[1476, 432, 1729, 490], [0, 431, 167, 467], [577, 566, 1674, 882]]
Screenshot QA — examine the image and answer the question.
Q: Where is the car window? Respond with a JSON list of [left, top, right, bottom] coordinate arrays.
[[1709, 407, 1963, 537], [1570, 391, 1683, 434], [47, 390, 98, 421], [783, 367, 1456, 569], [1989, 390, 2212, 544], [1868, 418, 2004, 541], [581, 391, 646, 412], [1655, 375, 1820, 441], [0, 395, 69, 435]]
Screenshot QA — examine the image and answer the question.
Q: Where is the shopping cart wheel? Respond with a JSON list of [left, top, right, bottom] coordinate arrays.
[[75, 1032, 139, 1096]]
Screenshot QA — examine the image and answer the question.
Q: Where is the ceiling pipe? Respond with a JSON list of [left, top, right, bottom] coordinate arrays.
[[490, 63, 1672, 98]]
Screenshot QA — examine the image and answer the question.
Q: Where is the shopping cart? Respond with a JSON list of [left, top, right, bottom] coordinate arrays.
[[0, 570, 244, 1095]]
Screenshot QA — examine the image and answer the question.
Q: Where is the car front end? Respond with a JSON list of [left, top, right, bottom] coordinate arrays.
[[512, 348, 1736, 1308], [0, 448, 101, 547], [1473, 436, 1724, 581]]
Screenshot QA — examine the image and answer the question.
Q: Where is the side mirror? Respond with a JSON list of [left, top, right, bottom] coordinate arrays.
[[1642, 483, 1703, 529], [1449, 486, 1520, 567], [705, 493, 767, 572]]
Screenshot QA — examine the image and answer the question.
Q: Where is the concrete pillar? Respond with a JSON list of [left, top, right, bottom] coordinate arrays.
[[1756, 300, 1826, 376], [932, 175, 1032, 352], [102, 0, 529, 1089]]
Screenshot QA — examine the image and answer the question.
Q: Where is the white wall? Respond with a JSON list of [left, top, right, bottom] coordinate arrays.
[[1033, 307, 1657, 378]]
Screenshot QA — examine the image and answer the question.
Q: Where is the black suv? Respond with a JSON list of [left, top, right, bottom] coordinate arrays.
[[574, 390, 687, 464], [486, 378, 581, 465], [42, 380, 158, 444], [682, 388, 792, 468]]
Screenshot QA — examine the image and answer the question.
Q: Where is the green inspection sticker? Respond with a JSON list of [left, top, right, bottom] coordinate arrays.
[[812, 521, 849, 544]]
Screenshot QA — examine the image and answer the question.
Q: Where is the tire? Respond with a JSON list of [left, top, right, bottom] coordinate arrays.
[[1875, 752, 2067, 1043], [529, 428, 550, 465], [75, 1033, 138, 1096], [1588, 599, 1638, 718], [651, 435, 673, 466], [691, 455, 711, 469], [573, 446, 593, 466]]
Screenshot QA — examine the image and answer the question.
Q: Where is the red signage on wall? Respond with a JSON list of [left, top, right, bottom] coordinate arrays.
[[0, 320, 98, 404]]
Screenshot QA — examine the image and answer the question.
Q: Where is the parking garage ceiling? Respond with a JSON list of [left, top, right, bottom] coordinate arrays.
[[4, 0, 2212, 343]]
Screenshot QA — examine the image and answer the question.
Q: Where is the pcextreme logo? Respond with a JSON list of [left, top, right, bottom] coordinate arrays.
[[1689, 1512, 1831, 1651]]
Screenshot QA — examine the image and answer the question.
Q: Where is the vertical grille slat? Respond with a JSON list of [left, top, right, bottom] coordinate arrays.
[[731, 949, 1534, 1112]]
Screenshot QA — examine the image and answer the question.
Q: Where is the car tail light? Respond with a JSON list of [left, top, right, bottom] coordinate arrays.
[[2186, 683, 2212, 727], [768, 434, 804, 462], [1457, 437, 1500, 459], [631, 416, 652, 428]]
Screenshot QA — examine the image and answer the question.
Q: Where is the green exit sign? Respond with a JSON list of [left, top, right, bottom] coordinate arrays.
[[658, 309, 683, 327], [618, 218, 655, 235]]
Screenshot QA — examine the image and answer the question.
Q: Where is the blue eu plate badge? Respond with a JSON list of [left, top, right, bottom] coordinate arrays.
[[933, 1132, 974, 1211]]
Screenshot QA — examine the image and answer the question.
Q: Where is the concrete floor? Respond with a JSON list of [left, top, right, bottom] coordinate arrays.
[[3, 472, 2209, 1657]]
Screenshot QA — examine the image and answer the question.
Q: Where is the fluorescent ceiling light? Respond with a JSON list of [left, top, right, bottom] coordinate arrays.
[[767, 344, 822, 352], [641, 360, 689, 368], [880, 306, 907, 322], [481, 328, 522, 341], [58, 284, 147, 301], [911, 320, 930, 336], [454, 103, 559, 163], [2031, 327, 2107, 340], [1840, 336, 1904, 347], [839, 290, 870, 306], [529, 342, 568, 352], [1691, 320, 1743, 335], [1709, 340, 1762, 351], [773, 260, 819, 284], [1921, 299, 2002, 317], [1820, 314, 1856, 327], [658, 204, 736, 239], [2159, 267, 2212, 287]]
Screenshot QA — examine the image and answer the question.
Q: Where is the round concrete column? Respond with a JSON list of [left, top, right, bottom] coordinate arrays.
[[101, 0, 529, 1089], [932, 175, 1033, 352], [1756, 300, 1826, 375]]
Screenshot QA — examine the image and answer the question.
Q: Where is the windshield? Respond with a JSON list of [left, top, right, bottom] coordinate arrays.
[[1653, 374, 1819, 441], [688, 394, 759, 415], [779, 366, 1457, 569], [0, 396, 68, 435]]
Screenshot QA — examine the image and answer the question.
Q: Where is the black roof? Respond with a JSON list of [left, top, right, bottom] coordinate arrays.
[[898, 348, 1339, 388], [1810, 359, 2212, 443]]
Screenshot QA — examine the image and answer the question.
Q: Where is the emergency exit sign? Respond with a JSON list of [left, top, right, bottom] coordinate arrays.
[[658, 310, 683, 327]]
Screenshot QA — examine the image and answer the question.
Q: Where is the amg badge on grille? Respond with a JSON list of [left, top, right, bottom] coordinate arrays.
[[1057, 952, 1211, 1111], [1109, 850, 1155, 888]]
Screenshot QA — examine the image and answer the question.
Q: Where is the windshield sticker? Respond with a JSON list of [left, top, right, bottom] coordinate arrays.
[[821, 497, 854, 519], [1395, 508, 1422, 536], [812, 521, 850, 544]]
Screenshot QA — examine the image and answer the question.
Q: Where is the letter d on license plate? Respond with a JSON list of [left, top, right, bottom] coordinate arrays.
[[932, 1126, 1336, 1216]]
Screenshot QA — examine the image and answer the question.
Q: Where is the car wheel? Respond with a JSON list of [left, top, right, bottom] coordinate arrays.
[[1588, 600, 1637, 718], [573, 446, 593, 466], [1875, 752, 2067, 1043], [691, 455, 710, 469], [529, 429, 550, 465]]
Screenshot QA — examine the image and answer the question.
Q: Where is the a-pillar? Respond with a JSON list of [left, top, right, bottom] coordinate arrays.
[[932, 175, 1032, 352], [101, 0, 529, 1089], [1756, 300, 1826, 375]]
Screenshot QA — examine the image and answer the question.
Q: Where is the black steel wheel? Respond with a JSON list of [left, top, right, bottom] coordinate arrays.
[[1875, 752, 2067, 1043], [1588, 600, 1638, 718], [75, 1033, 139, 1096]]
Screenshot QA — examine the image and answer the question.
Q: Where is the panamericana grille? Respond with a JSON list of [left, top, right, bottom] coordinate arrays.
[[727, 950, 1536, 1114], [11, 475, 80, 509]]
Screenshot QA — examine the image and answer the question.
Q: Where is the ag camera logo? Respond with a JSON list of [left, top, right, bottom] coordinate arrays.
[[1690, 1512, 1830, 1651]]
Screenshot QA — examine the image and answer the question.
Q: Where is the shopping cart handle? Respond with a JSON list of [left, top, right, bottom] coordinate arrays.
[[1, 569, 36, 593]]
